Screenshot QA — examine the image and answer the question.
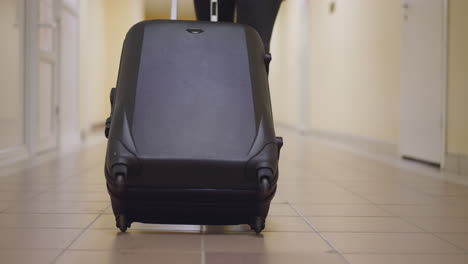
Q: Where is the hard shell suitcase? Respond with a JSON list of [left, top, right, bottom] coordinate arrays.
[[104, 1, 283, 233]]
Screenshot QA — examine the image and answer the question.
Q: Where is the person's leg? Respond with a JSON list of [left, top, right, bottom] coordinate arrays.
[[193, 0, 236, 22], [236, 0, 282, 52]]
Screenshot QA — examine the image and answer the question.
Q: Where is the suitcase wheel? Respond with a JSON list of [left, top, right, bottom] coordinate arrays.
[[249, 216, 266, 234], [116, 214, 131, 232], [259, 177, 270, 196]]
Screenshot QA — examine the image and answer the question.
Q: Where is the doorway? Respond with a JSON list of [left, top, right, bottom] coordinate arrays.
[[0, 0, 60, 165], [399, 0, 447, 166]]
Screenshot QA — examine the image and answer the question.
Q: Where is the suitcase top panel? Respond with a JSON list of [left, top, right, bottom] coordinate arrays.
[[128, 21, 262, 160]]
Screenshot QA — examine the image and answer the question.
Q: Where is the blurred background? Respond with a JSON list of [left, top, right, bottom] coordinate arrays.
[[0, 0, 467, 175]]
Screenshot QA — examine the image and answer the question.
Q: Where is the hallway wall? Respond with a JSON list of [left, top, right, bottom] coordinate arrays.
[[269, 0, 302, 128], [0, 0, 23, 150], [447, 0, 468, 156], [270, 0, 468, 159], [307, 0, 400, 144], [79, 0, 145, 135]]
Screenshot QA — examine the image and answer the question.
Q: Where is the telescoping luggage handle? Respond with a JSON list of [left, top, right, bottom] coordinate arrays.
[[170, 0, 218, 22]]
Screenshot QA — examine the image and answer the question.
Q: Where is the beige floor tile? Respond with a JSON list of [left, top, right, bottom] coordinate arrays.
[[436, 233, 468, 250], [360, 192, 436, 205], [431, 195, 468, 205], [63, 176, 106, 185], [205, 252, 347, 264], [35, 192, 110, 202], [56, 250, 201, 264], [279, 182, 349, 194], [54, 183, 107, 193], [323, 232, 462, 253], [413, 183, 468, 196], [344, 254, 468, 264], [0, 183, 51, 191], [0, 174, 69, 185], [293, 204, 391, 217], [0, 213, 97, 228], [104, 206, 113, 214], [268, 203, 298, 216], [0, 228, 82, 249], [0, 201, 12, 212], [0, 191, 40, 201], [405, 217, 468, 232], [203, 232, 331, 253], [201, 225, 251, 233], [381, 204, 468, 217], [91, 214, 202, 232], [0, 249, 61, 264], [70, 229, 201, 251], [283, 191, 369, 204], [338, 182, 415, 195], [92, 215, 312, 233], [264, 216, 314, 232], [6, 201, 109, 214], [308, 217, 423, 232]]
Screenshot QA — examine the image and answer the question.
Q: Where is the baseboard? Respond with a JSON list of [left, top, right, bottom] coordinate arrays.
[[276, 123, 398, 160], [445, 153, 468, 176]]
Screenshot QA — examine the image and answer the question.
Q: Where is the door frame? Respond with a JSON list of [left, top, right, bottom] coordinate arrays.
[[0, 0, 82, 167], [440, 0, 448, 168], [399, 0, 448, 167], [36, 0, 60, 154]]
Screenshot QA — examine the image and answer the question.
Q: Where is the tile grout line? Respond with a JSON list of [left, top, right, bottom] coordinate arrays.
[[0, 162, 106, 214], [288, 202, 352, 264], [330, 178, 468, 253], [49, 204, 111, 264], [391, 213, 468, 253], [201, 231, 206, 264]]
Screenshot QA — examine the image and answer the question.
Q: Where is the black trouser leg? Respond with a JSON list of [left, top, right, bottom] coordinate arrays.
[[193, 0, 236, 22], [236, 0, 282, 52], [193, 0, 282, 52]]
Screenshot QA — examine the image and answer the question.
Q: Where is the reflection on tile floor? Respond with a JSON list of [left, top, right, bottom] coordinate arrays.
[[1, 129, 468, 263]]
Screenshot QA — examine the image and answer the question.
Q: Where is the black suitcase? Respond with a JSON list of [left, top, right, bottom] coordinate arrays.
[[104, 19, 283, 233]]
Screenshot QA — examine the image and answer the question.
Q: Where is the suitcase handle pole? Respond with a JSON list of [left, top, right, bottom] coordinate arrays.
[[170, 0, 178, 20], [210, 0, 218, 22], [171, 0, 218, 22]]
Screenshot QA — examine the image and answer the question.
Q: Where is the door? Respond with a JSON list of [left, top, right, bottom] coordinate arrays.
[[0, 0, 27, 161], [400, 0, 447, 165], [36, 0, 59, 153]]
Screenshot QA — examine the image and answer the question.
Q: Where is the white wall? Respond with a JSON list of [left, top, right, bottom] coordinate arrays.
[[79, 0, 145, 135], [59, 0, 81, 151]]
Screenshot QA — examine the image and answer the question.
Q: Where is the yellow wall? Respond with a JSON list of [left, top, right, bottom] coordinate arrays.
[[447, 0, 468, 155], [80, 0, 107, 132], [80, 0, 144, 133], [307, 0, 400, 143], [269, 0, 301, 127], [270, 0, 468, 155], [0, 0, 21, 120]]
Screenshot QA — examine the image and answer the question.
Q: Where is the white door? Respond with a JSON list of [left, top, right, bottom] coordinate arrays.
[[0, 0, 27, 161], [36, 0, 59, 153], [400, 0, 447, 165]]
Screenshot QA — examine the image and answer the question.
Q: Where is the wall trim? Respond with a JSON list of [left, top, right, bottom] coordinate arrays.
[[445, 153, 468, 176], [276, 122, 398, 160]]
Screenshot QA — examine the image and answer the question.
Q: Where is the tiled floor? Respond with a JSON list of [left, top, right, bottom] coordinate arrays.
[[1, 128, 468, 263]]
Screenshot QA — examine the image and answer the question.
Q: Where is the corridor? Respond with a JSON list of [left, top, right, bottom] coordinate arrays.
[[0, 128, 467, 264]]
